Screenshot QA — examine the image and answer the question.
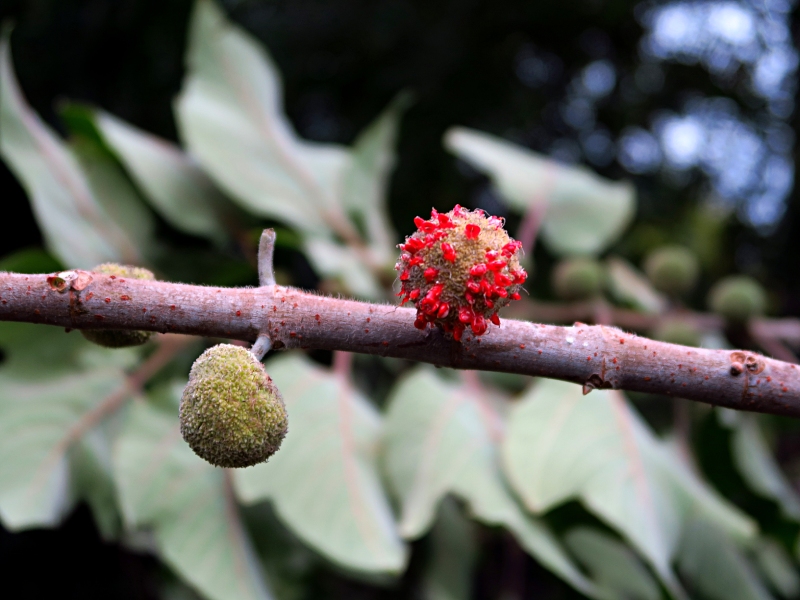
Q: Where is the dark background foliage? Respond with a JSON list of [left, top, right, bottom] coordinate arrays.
[[1, 0, 799, 597]]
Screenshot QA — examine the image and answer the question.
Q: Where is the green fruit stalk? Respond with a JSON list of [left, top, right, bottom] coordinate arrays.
[[180, 344, 288, 468], [396, 206, 527, 341], [81, 263, 155, 348]]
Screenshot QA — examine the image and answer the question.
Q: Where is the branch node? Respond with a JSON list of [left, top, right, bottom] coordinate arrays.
[[258, 229, 277, 287]]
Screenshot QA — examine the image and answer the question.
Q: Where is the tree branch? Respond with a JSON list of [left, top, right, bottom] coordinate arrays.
[[1, 269, 799, 417]]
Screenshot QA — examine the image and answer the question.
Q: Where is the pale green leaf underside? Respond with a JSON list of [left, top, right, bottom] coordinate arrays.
[[303, 238, 383, 300], [502, 378, 755, 595], [234, 354, 407, 575], [94, 109, 231, 243], [678, 518, 772, 600], [0, 369, 123, 529], [381, 368, 598, 597], [727, 413, 800, 521], [114, 389, 272, 600], [564, 527, 661, 600], [0, 33, 147, 268], [340, 93, 409, 261], [753, 538, 800, 598], [422, 498, 477, 600], [444, 127, 634, 256], [175, 0, 350, 236]]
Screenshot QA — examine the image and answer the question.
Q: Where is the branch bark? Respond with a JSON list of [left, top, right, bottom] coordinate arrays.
[[1, 269, 799, 417]]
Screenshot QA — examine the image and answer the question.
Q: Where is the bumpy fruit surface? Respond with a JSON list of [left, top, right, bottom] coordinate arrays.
[[643, 245, 699, 295], [551, 258, 605, 300], [396, 206, 526, 341], [180, 344, 288, 468], [708, 275, 767, 322], [651, 318, 701, 347], [81, 263, 155, 348]]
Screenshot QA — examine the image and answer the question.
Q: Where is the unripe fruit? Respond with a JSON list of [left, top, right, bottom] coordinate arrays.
[[651, 318, 701, 347], [396, 206, 527, 341], [551, 258, 605, 301], [643, 245, 699, 295], [708, 275, 767, 322], [81, 263, 155, 348], [180, 344, 288, 468]]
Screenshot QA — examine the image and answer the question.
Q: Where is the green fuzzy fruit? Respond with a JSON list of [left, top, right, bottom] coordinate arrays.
[[81, 263, 156, 348], [552, 258, 605, 300], [651, 319, 701, 347], [708, 276, 767, 322], [180, 344, 288, 468], [643, 245, 699, 295]]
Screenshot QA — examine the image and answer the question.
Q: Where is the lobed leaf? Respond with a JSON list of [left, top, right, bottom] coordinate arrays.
[[564, 527, 661, 600], [501, 378, 756, 596], [0, 321, 134, 533], [723, 412, 800, 521], [175, 0, 350, 237], [678, 517, 772, 600], [0, 369, 123, 529], [114, 384, 273, 600], [0, 32, 150, 267], [340, 94, 410, 261], [444, 127, 634, 257], [422, 498, 478, 600], [234, 354, 407, 575], [753, 538, 800, 598], [381, 368, 598, 597], [92, 108, 233, 243]]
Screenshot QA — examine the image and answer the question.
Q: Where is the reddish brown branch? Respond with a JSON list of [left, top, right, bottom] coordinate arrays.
[[1, 270, 799, 417]]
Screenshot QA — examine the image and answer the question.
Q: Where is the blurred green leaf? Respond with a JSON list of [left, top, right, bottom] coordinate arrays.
[[752, 538, 800, 598], [90, 108, 234, 244], [341, 94, 410, 260], [0, 32, 147, 267], [444, 127, 634, 256], [722, 412, 800, 521], [564, 526, 661, 600], [606, 256, 667, 314], [0, 363, 124, 529], [501, 379, 756, 596], [241, 503, 317, 600], [0, 322, 134, 533], [382, 368, 598, 597], [0, 247, 62, 274], [114, 383, 273, 600], [678, 517, 772, 600], [175, 0, 350, 237], [234, 354, 407, 575], [422, 497, 477, 600], [70, 427, 123, 540], [69, 136, 156, 256], [303, 237, 383, 300]]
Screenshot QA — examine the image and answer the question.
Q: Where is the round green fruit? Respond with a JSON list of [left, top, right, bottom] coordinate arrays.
[[651, 319, 701, 347], [708, 276, 767, 322], [180, 344, 288, 468], [551, 258, 605, 301], [643, 245, 699, 295], [81, 263, 155, 348]]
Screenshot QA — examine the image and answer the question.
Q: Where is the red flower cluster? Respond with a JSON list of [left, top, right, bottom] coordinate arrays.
[[396, 206, 527, 341]]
